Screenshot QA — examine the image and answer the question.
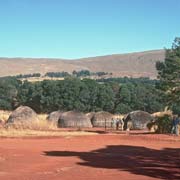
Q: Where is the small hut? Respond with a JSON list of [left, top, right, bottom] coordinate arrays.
[[124, 110, 153, 130], [58, 111, 92, 128], [47, 111, 63, 126], [91, 111, 114, 128], [7, 106, 39, 126]]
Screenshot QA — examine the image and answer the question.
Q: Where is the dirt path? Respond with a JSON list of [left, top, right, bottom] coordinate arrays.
[[0, 132, 180, 180]]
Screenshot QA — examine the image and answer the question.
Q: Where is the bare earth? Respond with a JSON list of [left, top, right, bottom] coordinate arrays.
[[0, 131, 180, 180]]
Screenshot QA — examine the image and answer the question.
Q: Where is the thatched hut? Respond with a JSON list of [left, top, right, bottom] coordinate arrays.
[[47, 111, 63, 126], [124, 110, 153, 130], [91, 111, 114, 128], [58, 111, 92, 128], [7, 106, 39, 126]]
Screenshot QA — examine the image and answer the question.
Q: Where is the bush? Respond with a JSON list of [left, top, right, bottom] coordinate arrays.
[[147, 114, 172, 133]]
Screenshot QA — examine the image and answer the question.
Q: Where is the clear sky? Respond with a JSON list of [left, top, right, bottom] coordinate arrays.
[[0, 0, 180, 59]]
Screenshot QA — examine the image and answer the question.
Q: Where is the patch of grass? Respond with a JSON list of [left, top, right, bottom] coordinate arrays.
[[0, 110, 11, 123], [0, 129, 97, 137]]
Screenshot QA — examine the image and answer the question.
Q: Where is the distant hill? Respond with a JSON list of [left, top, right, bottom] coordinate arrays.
[[0, 49, 165, 79]]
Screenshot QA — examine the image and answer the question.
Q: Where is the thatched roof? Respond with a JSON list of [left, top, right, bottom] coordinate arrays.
[[47, 111, 63, 125], [58, 111, 92, 128], [124, 110, 153, 130], [7, 106, 38, 124], [91, 111, 114, 127]]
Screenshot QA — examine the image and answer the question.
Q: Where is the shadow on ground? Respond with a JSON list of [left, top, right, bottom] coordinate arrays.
[[44, 145, 180, 179]]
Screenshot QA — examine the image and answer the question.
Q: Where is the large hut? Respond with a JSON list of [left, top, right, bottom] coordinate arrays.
[[58, 111, 92, 128], [124, 110, 153, 130], [7, 106, 39, 127], [91, 111, 114, 128], [47, 110, 63, 126]]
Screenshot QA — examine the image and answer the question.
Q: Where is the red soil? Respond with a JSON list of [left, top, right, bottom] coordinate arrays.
[[0, 131, 180, 180]]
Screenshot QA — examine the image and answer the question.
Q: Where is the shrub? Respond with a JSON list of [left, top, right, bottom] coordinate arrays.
[[147, 114, 172, 133]]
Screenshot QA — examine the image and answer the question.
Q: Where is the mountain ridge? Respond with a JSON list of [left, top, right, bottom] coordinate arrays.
[[0, 49, 165, 78]]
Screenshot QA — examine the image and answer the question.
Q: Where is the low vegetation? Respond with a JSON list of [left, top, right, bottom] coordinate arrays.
[[147, 113, 173, 133], [14, 70, 111, 80], [15, 73, 41, 79], [0, 129, 97, 137]]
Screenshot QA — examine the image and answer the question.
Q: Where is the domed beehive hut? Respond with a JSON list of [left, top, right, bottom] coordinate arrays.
[[7, 106, 39, 128], [47, 110, 63, 126], [124, 110, 153, 130], [91, 111, 114, 128], [58, 111, 92, 128]]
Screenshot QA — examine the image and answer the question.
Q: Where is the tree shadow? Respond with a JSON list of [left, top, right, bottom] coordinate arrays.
[[44, 145, 180, 179]]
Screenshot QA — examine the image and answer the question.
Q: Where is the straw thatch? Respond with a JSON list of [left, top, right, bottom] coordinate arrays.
[[124, 110, 153, 130], [58, 111, 92, 128], [47, 111, 63, 126], [7, 106, 38, 124], [91, 111, 114, 127], [151, 110, 173, 118]]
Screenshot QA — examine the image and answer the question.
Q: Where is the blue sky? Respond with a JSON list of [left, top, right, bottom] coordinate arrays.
[[0, 0, 180, 59]]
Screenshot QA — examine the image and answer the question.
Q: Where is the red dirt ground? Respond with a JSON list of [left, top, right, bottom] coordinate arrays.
[[0, 131, 180, 180]]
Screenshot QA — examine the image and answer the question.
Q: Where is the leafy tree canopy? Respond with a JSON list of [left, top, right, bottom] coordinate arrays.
[[156, 37, 180, 111]]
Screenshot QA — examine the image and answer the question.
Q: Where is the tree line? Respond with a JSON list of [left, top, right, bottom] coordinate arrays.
[[14, 70, 111, 79], [15, 73, 41, 79], [0, 76, 164, 114]]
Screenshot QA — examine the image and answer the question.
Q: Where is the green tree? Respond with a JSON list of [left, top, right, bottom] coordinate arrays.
[[0, 77, 20, 110], [156, 37, 180, 110]]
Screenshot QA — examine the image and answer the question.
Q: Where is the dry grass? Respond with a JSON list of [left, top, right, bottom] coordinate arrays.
[[151, 110, 173, 118], [0, 129, 98, 137], [113, 114, 125, 119], [36, 114, 57, 130], [0, 110, 11, 123], [0, 50, 165, 79], [21, 77, 65, 82]]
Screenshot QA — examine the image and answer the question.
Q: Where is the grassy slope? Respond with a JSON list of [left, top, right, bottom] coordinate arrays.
[[0, 50, 165, 78]]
